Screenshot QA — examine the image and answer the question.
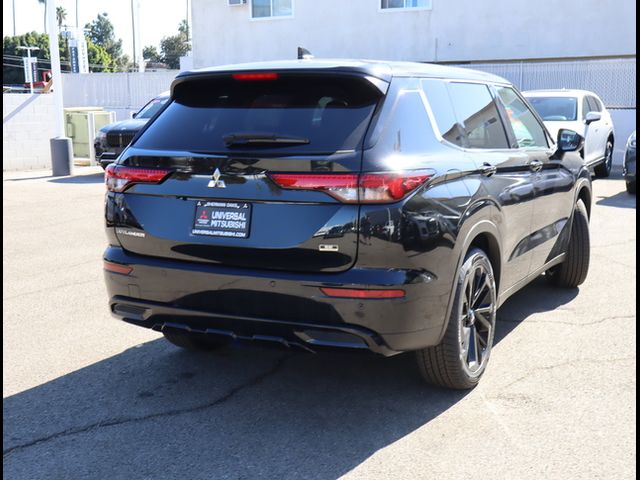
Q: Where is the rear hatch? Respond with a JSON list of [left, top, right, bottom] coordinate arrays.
[[108, 71, 386, 273]]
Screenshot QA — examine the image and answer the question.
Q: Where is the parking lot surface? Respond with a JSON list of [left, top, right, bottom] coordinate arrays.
[[3, 167, 636, 480]]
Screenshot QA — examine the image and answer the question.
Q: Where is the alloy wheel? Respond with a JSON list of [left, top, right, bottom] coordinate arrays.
[[459, 262, 497, 376]]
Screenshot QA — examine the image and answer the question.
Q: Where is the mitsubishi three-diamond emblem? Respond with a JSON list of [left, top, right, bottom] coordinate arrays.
[[208, 168, 226, 188]]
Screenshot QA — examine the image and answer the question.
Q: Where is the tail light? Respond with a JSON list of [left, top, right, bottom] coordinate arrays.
[[103, 261, 133, 275], [105, 164, 171, 192], [269, 171, 433, 203]]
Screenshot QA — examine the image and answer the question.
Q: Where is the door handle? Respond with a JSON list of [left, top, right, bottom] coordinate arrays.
[[480, 163, 497, 177], [529, 160, 543, 172]]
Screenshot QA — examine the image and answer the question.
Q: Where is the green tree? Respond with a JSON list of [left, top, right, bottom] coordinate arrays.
[[160, 20, 191, 70], [84, 13, 124, 68], [142, 45, 162, 64], [3, 32, 117, 83], [56, 7, 67, 28]]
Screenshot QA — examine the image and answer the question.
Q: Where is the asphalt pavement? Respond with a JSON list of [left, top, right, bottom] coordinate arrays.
[[3, 166, 636, 480]]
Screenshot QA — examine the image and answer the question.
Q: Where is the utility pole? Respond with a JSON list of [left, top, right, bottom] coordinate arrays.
[[12, 0, 16, 36], [47, 0, 74, 176], [16, 46, 39, 94]]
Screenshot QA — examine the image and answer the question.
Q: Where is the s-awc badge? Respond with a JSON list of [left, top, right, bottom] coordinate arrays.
[[192, 201, 252, 238]]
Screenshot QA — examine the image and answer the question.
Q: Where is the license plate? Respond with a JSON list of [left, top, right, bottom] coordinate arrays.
[[192, 201, 252, 238]]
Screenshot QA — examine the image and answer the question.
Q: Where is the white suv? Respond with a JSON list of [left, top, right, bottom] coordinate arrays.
[[523, 89, 615, 177]]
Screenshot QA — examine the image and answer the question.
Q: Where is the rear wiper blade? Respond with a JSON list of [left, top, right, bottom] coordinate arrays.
[[223, 133, 310, 148]]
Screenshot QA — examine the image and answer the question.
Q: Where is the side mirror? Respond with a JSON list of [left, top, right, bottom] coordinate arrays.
[[557, 129, 584, 153], [585, 111, 602, 125], [131, 112, 138, 119]]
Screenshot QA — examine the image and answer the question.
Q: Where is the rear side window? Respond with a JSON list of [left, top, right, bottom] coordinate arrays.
[[496, 87, 549, 149], [446, 82, 509, 149], [587, 96, 602, 112], [421, 79, 466, 147], [370, 89, 435, 156], [135, 75, 382, 155]]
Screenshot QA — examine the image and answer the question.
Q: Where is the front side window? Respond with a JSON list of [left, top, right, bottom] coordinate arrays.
[[381, 0, 431, 9], [587, 96, 603, 112], [496, 87, 548, 149], [582, 97, 591, 120], [447, 82, 509, 149], [252, 0, 292, 18]]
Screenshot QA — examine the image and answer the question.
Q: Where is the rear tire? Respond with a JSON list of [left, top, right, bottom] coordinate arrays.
[[416, 248, 497, 390], [163, 331, 230, 351], [626, 180, 636, 194], [594, 140, 613, 178], [547, 199, 590, 288]]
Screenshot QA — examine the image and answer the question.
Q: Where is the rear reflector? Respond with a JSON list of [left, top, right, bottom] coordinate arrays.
[[269, 171, 433, 203], [320, 288, 405, 299], [105, 164, 171, 192], [232, 72, 279, 81], [104, 261, 133, 275]]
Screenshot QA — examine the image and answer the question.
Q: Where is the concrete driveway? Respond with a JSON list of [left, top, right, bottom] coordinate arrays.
[[3, 167, 636, 480]]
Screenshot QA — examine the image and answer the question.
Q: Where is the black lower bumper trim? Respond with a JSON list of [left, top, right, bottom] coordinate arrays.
[[111, 296, 400, 356]]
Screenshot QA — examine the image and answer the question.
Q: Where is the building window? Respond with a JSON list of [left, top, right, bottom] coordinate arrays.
[[381, 0, 431, 10], [252, 0, 293, 18]]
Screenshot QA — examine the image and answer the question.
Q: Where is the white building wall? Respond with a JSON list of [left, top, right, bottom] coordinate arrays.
[[3, 94, 57, 170], [192, 0, 636, 68]]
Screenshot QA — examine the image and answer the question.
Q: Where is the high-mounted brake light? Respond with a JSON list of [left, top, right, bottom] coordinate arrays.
[[105, 164, 171, 192], [232, 72, 279, 81], [269, 171, 433, 203], [320, 288, 406, 299]]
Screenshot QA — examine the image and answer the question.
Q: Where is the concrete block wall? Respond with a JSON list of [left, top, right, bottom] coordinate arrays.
[[3, 94, 57, 171]]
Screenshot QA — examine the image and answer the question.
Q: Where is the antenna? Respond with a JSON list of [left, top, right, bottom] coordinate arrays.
[[297, 47, 314, 60]]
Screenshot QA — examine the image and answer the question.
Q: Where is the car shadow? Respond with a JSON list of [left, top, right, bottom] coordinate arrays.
[[48, 173, 105, 184], [4, 277, 579, 479], [495, 276, 580, 343], [595, 190, 636, 209]]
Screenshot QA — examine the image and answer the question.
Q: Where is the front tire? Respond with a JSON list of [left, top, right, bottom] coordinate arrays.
[[547, 199, 590, 288], [626, 180, 636, 194], [416, 248, 497, 390], [594, 139, 614, 178], [163, 331, 230, 351]]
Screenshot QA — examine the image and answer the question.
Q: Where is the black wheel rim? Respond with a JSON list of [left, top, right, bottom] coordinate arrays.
[[605, 142, 613, 172], [459, 262, 496, 375]]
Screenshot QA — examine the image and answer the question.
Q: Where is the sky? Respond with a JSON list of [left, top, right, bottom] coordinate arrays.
[[3, 0, 190, 57]]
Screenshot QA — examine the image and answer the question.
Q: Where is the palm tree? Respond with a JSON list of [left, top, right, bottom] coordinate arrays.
[[56, 6, 67, 28], [37, 0, 47, 33]]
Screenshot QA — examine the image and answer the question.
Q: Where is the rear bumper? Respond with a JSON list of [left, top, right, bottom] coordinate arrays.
[[104, 246, 449, 355]]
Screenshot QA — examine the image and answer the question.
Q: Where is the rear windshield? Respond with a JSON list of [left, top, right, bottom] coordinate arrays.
[[526, 96, 578, 121], [134, 75, 382, 154], [136, 96, 169, 119]]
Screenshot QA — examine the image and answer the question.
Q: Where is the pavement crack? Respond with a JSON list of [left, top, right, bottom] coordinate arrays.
[[499, 315, 635, 327], [497, 356, 636, 392], [3, 352, 296, 457]]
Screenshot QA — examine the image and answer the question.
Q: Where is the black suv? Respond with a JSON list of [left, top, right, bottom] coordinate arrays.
[[104, 60, 592, 389], [94, 92, 170, 169]]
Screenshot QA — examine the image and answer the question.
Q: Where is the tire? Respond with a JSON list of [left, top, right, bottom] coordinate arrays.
[[547, 199, 590, 288], [163, 331, 230, 351], [594, 139, 613, 178], [626, 180, 636, 194], [416, 248, 497, 390]]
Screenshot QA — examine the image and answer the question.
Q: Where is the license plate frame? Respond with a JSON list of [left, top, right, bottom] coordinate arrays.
[[192, 201, 252, 239]]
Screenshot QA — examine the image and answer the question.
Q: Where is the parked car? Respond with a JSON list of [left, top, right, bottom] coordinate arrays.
[[103, 60, 592, 390], [523, 89, 615, 178], [94, 92, 170, 169], [624, 131, 636, 194]]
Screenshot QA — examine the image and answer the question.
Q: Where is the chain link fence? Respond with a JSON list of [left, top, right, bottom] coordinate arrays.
[[454, 57, 636, 109]]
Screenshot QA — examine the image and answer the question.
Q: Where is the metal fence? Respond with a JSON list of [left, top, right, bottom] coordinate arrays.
[[62, 71, 178, 120], [454, 57, 636, 109]]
